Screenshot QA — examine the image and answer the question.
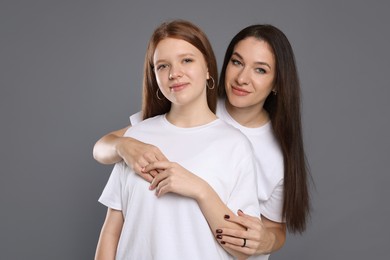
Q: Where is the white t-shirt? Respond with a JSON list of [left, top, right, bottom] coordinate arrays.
[[130, 99, 284, 223], [215, 99, 284, 223], [99, 114, 260, 259]]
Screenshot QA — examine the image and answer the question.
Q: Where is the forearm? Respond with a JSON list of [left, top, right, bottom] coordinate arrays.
[[196, 182, 249, 259], [93, 134, 123, 164], [259, 216, 286, 254], [95, 209, 123, 260], [95, 231, 120, 260], [93, 127, 129, 165], [263, 223, 286, 253]]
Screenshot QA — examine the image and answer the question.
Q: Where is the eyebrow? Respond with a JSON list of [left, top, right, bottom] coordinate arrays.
[[154, 53, 196, 65], [232, 52, 272, 69]]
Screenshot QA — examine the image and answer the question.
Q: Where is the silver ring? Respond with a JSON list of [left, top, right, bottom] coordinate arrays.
[[241, 238, 246, 247]]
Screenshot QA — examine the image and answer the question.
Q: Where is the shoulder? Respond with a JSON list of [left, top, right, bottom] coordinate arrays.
[[125, 114, 163, 136], [129, 111, 142, 126], [213, 118, 246, 137], [256, 124, 284, 163], [212, 119, 253, 150]]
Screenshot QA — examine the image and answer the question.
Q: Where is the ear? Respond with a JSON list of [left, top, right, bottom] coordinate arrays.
[[206, 71, 210, 80]]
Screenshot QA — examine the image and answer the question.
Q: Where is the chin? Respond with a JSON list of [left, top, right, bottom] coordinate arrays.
[[227, 95, 250, 108]]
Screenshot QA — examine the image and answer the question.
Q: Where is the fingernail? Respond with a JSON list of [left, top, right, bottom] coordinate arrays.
[[216, 235, 222, 239], [216, 229, 222, 233], [221, 241, 226, 244], [224, 214, 230, 219], [238, 209, 243, 213]]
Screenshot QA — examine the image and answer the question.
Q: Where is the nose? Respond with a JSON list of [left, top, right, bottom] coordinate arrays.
[[169, 64, 183, 80], [236, 67, 249, 85]]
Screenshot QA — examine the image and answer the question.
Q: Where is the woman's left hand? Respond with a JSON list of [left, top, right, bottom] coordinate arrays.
[[143, 161, 206, 199], [215, 210, 276, 256]]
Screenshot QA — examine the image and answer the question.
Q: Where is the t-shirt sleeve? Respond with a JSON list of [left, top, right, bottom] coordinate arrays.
[[259, 179, 285, 223], [226, 153, 261, 217], [129, 111, 142, 126], [98, 162, 125, 211]]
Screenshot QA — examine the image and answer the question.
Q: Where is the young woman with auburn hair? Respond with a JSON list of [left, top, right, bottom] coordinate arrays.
[[95, 20, 260, 260]]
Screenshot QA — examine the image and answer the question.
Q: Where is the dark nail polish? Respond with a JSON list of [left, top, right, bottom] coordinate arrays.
[[216, 235, 222, 239], [238, 209, 243, 213], [221, 241, 226, 244], [216, 229, 222, 233], [224, 214, 230, 219]]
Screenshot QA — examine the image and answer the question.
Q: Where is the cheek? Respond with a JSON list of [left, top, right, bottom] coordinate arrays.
[[254, 84, 273, 99], [192, 68, 209, 83], [155, 72, 167, 86], [225, 65, 235, 81]]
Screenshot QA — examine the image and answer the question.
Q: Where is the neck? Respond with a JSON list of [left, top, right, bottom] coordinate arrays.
[[225, 100, 269, 128], [166, 102, 217, 128]]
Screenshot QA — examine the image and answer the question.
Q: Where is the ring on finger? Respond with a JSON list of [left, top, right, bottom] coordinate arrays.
[[241, 238, 246, 247]]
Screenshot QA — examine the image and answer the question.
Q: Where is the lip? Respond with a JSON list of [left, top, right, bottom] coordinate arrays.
[[231, 86, 250, 96], [169, 82, 189, 92]]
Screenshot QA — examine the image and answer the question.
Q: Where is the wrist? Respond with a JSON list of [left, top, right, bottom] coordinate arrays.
[[115, 137, 131, 158], [193, 178, 212, 203]]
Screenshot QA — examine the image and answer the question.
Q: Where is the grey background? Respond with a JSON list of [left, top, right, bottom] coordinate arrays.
[[1, 0, 389, 259]]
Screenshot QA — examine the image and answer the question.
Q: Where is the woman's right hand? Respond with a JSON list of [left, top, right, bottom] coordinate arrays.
[[93, 126, 168, 183], [116, 137, 168, 182]]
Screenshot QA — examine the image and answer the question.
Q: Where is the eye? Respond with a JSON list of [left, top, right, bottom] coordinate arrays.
[[255, 68, 266, 74], [155, 64, 168, 71], [183, 58, 193, 63], [231, 58, 242, 66]]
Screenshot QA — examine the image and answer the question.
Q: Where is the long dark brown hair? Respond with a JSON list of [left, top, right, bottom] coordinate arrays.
[[219, 24, 310, 233], [142, 20, 218, 119]]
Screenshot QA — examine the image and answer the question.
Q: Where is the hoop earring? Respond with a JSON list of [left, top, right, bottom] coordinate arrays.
[[207, 76, 215, 90], [156, 88, 163, 100]]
